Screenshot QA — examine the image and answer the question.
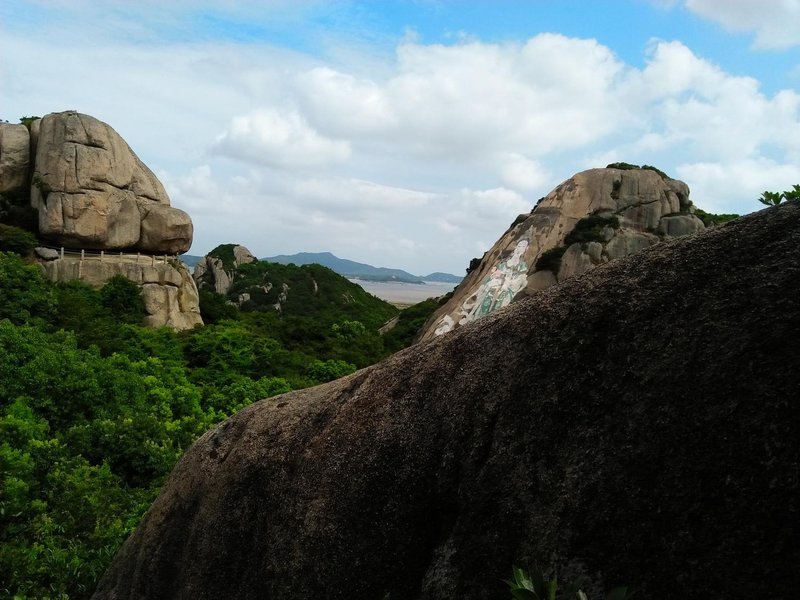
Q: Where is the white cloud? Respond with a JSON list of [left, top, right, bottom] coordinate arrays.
[[683, 0, 800, 49], [213, 108, 351, 169], [498, 154, 549, 191], [676, 159, 800, 213], [4, 5, 800, 274]]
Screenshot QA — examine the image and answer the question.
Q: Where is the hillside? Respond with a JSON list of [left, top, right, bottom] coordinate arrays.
[[194, 245, 398, 331], [93, 204, 800, 599], [0, 242, 415, 599], [263, 251, 461, 283]]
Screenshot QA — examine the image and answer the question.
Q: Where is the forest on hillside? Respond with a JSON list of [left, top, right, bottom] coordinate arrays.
[[0, 248, 443, 599]]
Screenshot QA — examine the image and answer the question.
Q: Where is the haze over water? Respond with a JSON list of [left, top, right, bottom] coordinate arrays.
[[349, 279, 456, 305]]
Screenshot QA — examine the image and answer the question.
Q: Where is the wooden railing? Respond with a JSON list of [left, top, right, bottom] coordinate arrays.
[[37, 244, 180, 266]]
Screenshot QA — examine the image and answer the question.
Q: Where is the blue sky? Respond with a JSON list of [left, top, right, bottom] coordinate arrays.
[[2, 1, 799, 274]]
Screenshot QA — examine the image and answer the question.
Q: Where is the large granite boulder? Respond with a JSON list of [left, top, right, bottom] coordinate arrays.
[[93, 202, 800, 599], [30, 111, 192, 253], [420, 167, 705, 341], [0, 123, 30, 193]]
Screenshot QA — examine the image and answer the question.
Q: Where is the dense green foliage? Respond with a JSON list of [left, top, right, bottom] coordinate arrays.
[[0, 249, 417, 598], [606, 162, 670, 180], [382, 296, 448, 353], [692, 208, 739, 226], [564, 214, 619, 247], [0, 190, 39, 234], [19, 115, 40, 130], [0, 223, 38, 255], [758, 184, 800, 206]]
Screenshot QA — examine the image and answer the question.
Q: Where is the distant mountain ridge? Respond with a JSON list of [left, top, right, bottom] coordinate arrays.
[[261, 252, 462, 284]]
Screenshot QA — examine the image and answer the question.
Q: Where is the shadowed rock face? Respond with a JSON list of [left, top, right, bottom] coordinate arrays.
[[93, 204, 800, 599]]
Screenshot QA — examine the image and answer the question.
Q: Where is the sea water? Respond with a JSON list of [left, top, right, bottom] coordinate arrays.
[[349, 279, 458, 305]]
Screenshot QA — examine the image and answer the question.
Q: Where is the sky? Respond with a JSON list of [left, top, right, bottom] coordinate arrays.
[[2, 1, 799, 276]]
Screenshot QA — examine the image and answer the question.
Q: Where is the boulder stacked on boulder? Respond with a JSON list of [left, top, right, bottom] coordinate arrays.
[[0, 112, 202, 330], [29, 111, 192, 253]]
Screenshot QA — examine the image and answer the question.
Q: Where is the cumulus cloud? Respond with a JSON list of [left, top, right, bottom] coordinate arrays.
[[5, 2, 800, 274], [676, 159, 800, 213], [213, 108, 351, 169], [683, 0, 800, 48], [154, 34, 800, 269]]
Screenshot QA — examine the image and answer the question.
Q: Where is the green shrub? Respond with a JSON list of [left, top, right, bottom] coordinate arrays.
[[307, 358, 356, 383], [100, 275, 145, 324], [19, 115, 39, 130], [640, 164, 670, 180], [0, 251, 56, 324], [466, 256, 483, 275], [564, 214, 619, 246], [605, 162, 670, 180], [207, 243, 240, 269], [692, 208, 739, 226], [759, 185, 800, 206], [199, 289, 240, 324], [0, 223, 38, 255], [535, 246, 567, 273], [606, 162, 639, 171]]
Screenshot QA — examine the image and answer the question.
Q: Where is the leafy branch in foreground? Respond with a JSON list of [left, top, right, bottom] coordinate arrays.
[[758, 185, 800, 206], [505, 565, 633, 600]]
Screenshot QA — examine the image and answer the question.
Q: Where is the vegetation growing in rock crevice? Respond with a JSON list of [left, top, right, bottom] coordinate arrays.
[[535, 245, 568, 273], [564, 214, 619, 247], [533, 214, 620, 274], [206, 243, 240, 270], [606, 162, 670, 180]]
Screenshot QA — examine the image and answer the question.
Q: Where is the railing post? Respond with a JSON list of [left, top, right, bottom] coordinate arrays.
[[80, 249, 84, 261], [100, 250, 104, 262], [60, 247, 64, 260]]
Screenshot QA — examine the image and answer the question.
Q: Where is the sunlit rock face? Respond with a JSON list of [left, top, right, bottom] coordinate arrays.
[[1, 111, 202, 330], [93, 203, 800, 600], [0, 123, 31, 193], [419, 167, 704, 341], [39, 253, 202, 331], [30, 111, 192, 253]]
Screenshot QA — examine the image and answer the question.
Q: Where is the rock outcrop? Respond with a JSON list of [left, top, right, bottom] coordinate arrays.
[[193, 244, 257, 297], [38, 251, 202, 330], [420, 167, 705, 341], [0, 123, 30, 193], [1, 112, 202, 330], [93, 203, 800, 599], [29, 111, 193, 253]]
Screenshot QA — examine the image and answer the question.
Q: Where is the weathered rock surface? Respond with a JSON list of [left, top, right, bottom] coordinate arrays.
[[28, 111, 193, 253], [420, 167, 705, 341], [0, 123, 30, 193], [40, 254, 202, 330], [193, 244, 258, 297], [94, 203, 800, 599]]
